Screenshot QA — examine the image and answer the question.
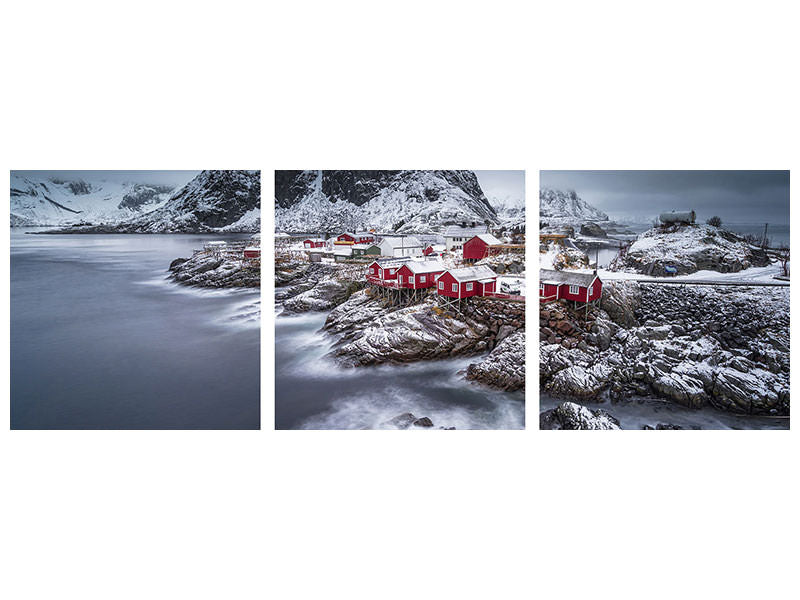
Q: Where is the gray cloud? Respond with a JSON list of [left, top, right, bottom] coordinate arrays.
[[13, 170, 200, 187], [540, 170, 789, 224]]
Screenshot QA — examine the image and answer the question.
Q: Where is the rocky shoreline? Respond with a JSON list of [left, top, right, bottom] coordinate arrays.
[[168, 253, 260, 288], [275, 263, 525, 391], [540, 281, 790, 417]]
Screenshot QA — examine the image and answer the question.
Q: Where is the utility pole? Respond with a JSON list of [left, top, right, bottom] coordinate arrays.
[[763, 223, 769, 249]]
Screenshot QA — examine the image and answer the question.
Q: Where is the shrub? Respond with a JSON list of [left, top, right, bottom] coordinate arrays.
[[706, 216, 722, 227]]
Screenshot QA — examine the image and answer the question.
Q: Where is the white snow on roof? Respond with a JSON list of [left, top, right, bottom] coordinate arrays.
[[443, 224, 489, 237], [444, 265, 497, 282], [404, 259, 446, 273], [380, 236, 423, 249], [473, 233, 502, 245], [333, 246, 353, 256]]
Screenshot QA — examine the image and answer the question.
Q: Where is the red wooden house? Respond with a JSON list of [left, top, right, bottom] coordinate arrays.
[[437, 266, 497, 299], [337, 231, 376, 245], [462, 233, 503, 261], [243, 247, 261, 259], [539, 269, 602, 306], [303, 238, 326, 248], [396, 259, 446, 289], [365, 258, 412, 286]]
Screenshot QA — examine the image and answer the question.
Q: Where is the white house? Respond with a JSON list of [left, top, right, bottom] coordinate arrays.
[[443, 224, 489, 252], [378, 236, 424, 257]]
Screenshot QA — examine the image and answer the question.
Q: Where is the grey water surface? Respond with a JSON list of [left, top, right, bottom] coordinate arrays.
[[275, 312, 524, 430], [11, 230, 260, 429]]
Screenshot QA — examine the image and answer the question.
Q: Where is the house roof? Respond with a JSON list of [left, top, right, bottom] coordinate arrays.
[[443, 224, 489, 237], [351, 243, 372, 250], [402, 259, 446, 274], [333, 246, 353, 256], [539, 269, 598, 287], [380, 236, 423, 249], [444, 265, 497, 282], [372, 256, 413, 268], [471, 233, 502, 245], [304, 237, 325, 242]]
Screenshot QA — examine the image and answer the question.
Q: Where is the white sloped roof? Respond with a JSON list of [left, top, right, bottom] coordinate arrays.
[[443, 224, 489, 237], [444, 265, 497, 282], [333, 246, 353, 256], [473, 233, 502, 245], [539, 269, 597, 287], [381, 236, 423, 249], [404, 259, 446, 274]]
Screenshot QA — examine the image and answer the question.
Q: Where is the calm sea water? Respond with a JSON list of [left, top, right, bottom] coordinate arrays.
[[275, 312, 524, 430], [10, 230, 260, 429]]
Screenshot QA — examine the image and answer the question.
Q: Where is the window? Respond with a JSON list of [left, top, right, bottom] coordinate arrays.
[[539, 283, 544, 295], [569, 285, 580, 295], [378, 269, 383, 278], [371, 267, 376, 274], [409, 276, 414, 284], [398, 275, 403, 284], [466, 282, 473, 291], [452, 283, 458, 292], [390, 269, 395, 275], [438, 281, 444, 290], [420, 275, 426, 283]]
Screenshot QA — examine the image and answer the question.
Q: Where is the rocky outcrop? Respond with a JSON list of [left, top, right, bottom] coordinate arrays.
[[168, 252, 259, 288], [612, 223, 771, 275], [477, 252, 524, 274], [381, 413, 441, 429], [539, 281, 790, 415], [580, 222, 607, 238], [466, 331, 525, 391], [323, 291, 525, 383], [539, 402, 621, 430], [276, 262, 362, 313], [282, 278, 349, 313]]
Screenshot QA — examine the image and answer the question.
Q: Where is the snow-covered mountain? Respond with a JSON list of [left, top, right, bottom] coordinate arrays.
[[490, 194, 525, 230], [275, 170, 499, 234], [539, 188, 609, 225], [121, 170, 260, 233], [10, 173, 175, 226], [11, 170, 261, 233]]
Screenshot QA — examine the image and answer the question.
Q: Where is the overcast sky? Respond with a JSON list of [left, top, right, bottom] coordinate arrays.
[[13, 170, 200, 187], [474, 170, 525, 203], [540, 170, 790, 224]]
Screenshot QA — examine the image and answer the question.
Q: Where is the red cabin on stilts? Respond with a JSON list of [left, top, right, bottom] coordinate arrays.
[[539, 268, 602, 307]]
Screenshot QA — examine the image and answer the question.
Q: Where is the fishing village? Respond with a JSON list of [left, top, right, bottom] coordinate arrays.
[[275, 223, 527, 430]]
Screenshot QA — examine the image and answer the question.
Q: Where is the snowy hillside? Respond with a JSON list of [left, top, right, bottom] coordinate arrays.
[[490, 194, 525, 230], [275, 170, 498, 234], [540, 188, 608, 225], [611, 223, 772, 275], [122, 170, 260, 233], [10, 173, 174, 227]]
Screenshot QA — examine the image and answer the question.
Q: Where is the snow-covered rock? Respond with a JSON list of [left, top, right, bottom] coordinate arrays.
[[540, 282, 790, 415], [613, 223, 771, 275], [466, 331, 525, 391], [539, 402, 621, 430], [275, 170, 498, 234], [169, 252, 259, 288], [282, 278, 350, 313]]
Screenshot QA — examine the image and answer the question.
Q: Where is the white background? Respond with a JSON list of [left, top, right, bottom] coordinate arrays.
[[1, 1, 798, 599]]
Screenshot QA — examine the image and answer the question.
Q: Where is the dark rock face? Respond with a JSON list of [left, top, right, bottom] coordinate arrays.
[[381, 413, 437, 429], [276, 170, 493, 212], [580, 222, 607, 238]]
